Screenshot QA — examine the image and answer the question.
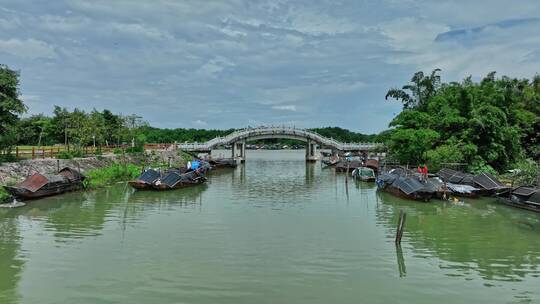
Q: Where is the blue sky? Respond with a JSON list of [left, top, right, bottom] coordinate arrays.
[[1, 0, 539, 133]]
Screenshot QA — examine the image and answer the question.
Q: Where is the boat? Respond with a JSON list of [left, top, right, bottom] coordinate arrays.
[[437, 168, 510, 196], [322, 155, 340, 167], [497, 186, 540, 212], [352, 167, 376, 182], [152, 170, 207, 190], [208, 158, 238, 169], [335, 160, 363, 172], [151, 160, 211, 191], [128, 168, 161, 190], [3, 167, 85, 200], [376, 168, 438, 202], [364, 159, 380, 174]]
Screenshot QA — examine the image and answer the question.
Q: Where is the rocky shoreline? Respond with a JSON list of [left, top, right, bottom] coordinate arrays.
[[0, 150, 185, 186]]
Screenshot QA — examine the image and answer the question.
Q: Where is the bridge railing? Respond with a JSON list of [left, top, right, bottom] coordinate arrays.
[[177, 126, 383, 151]]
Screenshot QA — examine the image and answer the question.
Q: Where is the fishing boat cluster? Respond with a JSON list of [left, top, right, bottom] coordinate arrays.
[[323, 153, 540, 212], [128, 158, 237, 191], [1, 158, 237, 207]]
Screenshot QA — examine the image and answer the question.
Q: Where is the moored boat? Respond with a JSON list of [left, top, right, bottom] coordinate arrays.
[[437, 168, 510, 197], [497, 186, 540, 212], [352, 167, 376, 182], [208, 158, 238, 169], [364, 159, 380, 174], [152, 170, 207, 190], [151, 160, 211, 191], [335, 160, 363, 172], [3, 167, 85, 200], [376, 168, 437, 202], [128, 168, 161, 190]]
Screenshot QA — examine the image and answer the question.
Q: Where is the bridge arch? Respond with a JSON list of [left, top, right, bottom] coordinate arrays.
[[178, 126, 381, 162]]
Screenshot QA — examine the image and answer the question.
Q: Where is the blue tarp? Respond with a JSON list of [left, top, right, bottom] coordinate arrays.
[[191, 160, 200, 170]]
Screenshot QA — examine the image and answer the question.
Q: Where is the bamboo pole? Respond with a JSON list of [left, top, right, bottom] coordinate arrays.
[[395, 210, 406, 245]]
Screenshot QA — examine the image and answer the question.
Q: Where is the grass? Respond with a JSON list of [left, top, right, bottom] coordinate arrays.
[[84, 163, 141, 188], [0, 187, 11, 203]]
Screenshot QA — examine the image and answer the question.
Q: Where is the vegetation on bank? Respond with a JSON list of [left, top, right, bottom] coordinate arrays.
[[384, 70, 540, 174], [83, 163, 141, 188], [0, 187, 10, 203]]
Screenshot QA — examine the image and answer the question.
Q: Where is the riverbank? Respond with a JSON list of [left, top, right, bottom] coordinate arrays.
[[0, 149, 187, 202]]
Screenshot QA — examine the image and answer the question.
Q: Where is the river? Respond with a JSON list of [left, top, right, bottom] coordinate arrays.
[[1, 150, 540, 304]]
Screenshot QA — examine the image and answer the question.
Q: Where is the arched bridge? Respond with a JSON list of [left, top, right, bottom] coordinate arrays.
[[178, 126, 382, 162]]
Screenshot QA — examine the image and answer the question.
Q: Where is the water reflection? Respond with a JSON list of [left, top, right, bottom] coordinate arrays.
[[375, 192, 540, 282], [0, 218, 22, 304], [396, 245, 407, 277]]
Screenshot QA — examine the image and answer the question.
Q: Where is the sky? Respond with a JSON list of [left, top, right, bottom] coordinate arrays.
[[1, 0, 540, 134]]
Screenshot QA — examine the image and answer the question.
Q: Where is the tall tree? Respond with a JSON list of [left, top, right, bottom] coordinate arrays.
[[0, 65, 26, 155]]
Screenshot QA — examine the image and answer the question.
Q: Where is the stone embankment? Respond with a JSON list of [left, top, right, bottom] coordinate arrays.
[[0, 150, 185, 184]]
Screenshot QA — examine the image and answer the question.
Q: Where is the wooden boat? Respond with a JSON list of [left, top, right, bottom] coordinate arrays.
[[352, 167, 376, 182], [322, 155, 340, 167], [128, 168, 161, 190], [3, 167, 85, 200], [208, 158, 237, 169], [364, 159, 380, 174], [152, 170, 207, 190], [335, 160, 363, 172], [437, 168, 510, 196], [151, 161, 211, 191], [376, 168, 437, 202], [497, 186, 540, 212]]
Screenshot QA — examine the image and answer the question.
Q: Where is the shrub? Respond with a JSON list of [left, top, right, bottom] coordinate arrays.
[[469, 158, 498, 175], [84, 163, 141, 188], [510, 161, 540, 187], [0, 187, 11, 203]]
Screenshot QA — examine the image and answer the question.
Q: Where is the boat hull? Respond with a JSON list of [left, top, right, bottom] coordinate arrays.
[[4, 182, 84, 200], [497, 197, 540, 212], [151, 177, 207, 191], [378, 184, 433, 202], [128, 180, 154, 190]]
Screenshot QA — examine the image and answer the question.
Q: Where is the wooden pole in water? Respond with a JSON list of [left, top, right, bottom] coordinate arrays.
[[395, 210, 406, 245], [57, 159, 60, 173]]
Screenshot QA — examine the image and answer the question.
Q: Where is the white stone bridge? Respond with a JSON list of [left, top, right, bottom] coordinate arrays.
[[178, 126, 382, 162]]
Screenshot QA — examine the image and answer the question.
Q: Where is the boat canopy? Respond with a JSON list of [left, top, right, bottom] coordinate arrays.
[[447, 183, 479, 194], [513, 186, 537, 197], [137, 169, 160, 184], [392, 176, 425, 195], [160, 171, 200, 188], [16, 173, 67, 193], [473, 173, 507, 190]]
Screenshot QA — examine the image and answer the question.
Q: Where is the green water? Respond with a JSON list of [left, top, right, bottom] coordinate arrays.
[[1, 150, 540, 304]]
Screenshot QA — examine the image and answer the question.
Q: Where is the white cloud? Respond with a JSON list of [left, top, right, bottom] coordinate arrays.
[[272, 105, 297, 111], [194, 119, 208, 126], [0, 38, 56, 59]]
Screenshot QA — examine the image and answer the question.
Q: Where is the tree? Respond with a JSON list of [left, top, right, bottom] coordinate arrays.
[[385, 69, 540, 172], [0, 65, 26, 155], [385, 69, 441, 110], [388, 128, 440, 164]]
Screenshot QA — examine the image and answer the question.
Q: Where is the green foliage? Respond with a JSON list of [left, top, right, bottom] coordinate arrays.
[[468, 158, 498, 175], [84, 163, 140, 188], [0, 187, 11, 203], [125, 146, 143, 153], [510, 161, 540, 187], [309, 127, 377, 142], [386, 70, 540, 172], [56, 150, 84, 159], [0, 65, 26, 154], [178, 150, 194, 162], [426, 143, 464, 172], [388, 128, 440, 164]]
